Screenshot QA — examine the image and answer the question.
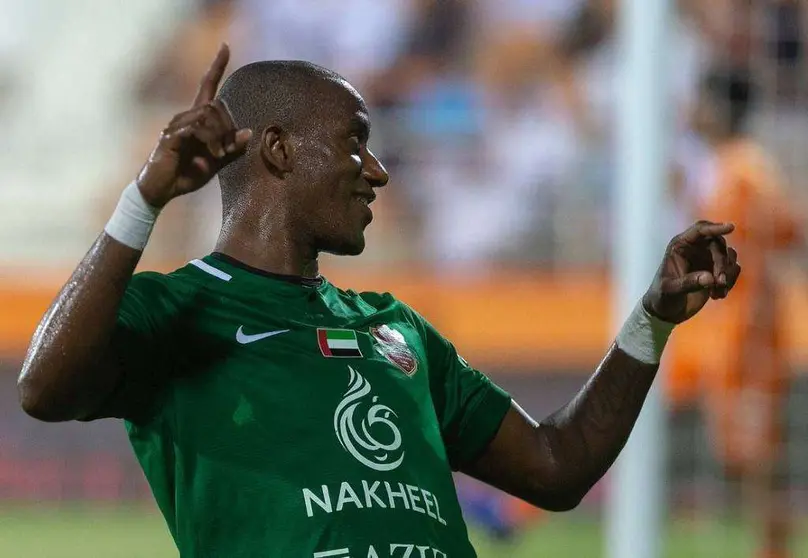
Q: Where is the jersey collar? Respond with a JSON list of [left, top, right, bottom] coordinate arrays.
[[209, 252, 325, 288]]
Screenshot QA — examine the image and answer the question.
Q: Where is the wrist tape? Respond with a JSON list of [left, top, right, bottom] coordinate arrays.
[[615, 300, 676, 364], [104, 182, 161, 250]]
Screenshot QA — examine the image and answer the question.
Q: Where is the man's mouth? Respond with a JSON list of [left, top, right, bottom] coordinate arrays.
[[352, 192, 376, 207]]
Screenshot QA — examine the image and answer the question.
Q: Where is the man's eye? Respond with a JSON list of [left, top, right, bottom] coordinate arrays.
[[349, 136, 362, 152]]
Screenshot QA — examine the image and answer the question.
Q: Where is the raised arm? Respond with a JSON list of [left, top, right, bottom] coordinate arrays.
[[463, 221, 742, 511], [18, 44, 252, 422]]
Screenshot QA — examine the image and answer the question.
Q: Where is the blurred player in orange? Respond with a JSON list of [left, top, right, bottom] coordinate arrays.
[[670, 67, 802, 558]]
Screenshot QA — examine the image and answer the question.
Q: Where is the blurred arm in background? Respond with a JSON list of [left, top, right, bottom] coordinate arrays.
[[137, 0, 237, 106]]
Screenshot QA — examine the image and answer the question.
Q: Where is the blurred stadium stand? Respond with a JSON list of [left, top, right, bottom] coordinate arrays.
[[2, 0, 808, 556]]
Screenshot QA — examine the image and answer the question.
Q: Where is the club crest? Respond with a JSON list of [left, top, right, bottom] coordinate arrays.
[[370, 325, 418, 377]]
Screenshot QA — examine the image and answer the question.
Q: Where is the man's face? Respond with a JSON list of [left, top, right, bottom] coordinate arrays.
[[291, 81, 389, 256]]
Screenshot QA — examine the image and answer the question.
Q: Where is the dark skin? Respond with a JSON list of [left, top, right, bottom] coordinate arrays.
[[17, 45, 255, 421], [466, 219, 740, 510], [18, 45, 741, 512], [216, 79, 388, 274], [17, 45, 387, 421]]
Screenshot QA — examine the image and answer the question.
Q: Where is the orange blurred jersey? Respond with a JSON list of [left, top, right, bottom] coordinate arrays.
[[666, 138, 800, 467]]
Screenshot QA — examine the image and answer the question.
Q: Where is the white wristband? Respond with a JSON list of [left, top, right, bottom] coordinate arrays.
[[615, 300, 676, 364], [104, 182, 162, 250]]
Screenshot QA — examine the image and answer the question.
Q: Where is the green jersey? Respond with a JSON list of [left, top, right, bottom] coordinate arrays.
[[99, 254, 512, 558]]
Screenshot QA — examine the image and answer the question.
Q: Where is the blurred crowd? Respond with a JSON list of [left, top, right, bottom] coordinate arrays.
[[133, 0, 808, 271], [1, 0, 807, 271], [1, 4, 808, 545]]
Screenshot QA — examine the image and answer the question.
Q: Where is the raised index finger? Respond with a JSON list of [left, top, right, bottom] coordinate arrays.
[[680, 221, 735, 244], [192, 43, 230, 107]]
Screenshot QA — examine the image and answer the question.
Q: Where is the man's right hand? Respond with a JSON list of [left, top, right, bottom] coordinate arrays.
[[19, 44, 253, 423], [136, 43, 253, 208]]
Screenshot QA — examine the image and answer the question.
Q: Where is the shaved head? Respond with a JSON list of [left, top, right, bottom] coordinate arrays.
[[212, 58, 388, 260], [215, 60, 363, 203]]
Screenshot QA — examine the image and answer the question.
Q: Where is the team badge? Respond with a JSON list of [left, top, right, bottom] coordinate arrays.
[[370, 325, 418, 376]]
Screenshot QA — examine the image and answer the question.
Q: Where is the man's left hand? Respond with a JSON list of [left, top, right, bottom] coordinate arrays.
[[643, 220, 741, 324]]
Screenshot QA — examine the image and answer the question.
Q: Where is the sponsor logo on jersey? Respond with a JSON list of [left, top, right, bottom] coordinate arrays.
[[235, 326, 290, 344], [318, 328, 363, 358], [370, 325, 418, 376], [334, 366, 404, 471], [302, 479, 447, 526], [313, 543, 446, 558]]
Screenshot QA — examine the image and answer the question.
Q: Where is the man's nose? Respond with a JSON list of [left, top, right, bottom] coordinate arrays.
[[363, 148, 390, 188]]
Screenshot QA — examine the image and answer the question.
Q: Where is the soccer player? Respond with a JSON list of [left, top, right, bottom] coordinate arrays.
[[671, 68, 802, 558], [18, 45, 741, 558]]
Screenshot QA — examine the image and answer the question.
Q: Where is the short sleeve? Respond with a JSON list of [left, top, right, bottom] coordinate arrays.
[[82, 272, 177, 425], [418, 315, 512, 470]]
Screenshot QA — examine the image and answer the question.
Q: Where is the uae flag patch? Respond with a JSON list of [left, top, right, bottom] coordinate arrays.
[[317, 328, 363, 358]]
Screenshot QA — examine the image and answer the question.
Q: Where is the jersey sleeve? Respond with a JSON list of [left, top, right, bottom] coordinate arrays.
[[416, 314, 512, 470], [81, 272, 178, 425]]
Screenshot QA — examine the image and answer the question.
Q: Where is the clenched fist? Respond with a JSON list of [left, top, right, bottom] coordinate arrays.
[[135, 44, 253, 208]]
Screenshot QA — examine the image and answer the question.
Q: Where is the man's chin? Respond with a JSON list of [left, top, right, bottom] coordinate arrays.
[[322, 235, 366, 257]]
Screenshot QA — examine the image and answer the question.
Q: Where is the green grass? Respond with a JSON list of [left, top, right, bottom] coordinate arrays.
[[0, 506, 806, 557], [470, 515, 808, 558], [0, 505, 174, 558]]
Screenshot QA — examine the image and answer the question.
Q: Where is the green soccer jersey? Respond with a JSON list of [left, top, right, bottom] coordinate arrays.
[[100, 254, 512, 558]]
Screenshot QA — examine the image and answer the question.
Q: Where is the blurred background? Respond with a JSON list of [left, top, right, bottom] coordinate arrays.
[[1, 0, 808, 556]]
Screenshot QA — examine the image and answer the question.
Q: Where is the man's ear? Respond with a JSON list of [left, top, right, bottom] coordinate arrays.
[[260, 126, 294, 175]]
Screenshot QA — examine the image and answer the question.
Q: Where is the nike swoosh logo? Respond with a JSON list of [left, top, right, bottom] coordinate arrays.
[[236, 326, 290, 345]]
